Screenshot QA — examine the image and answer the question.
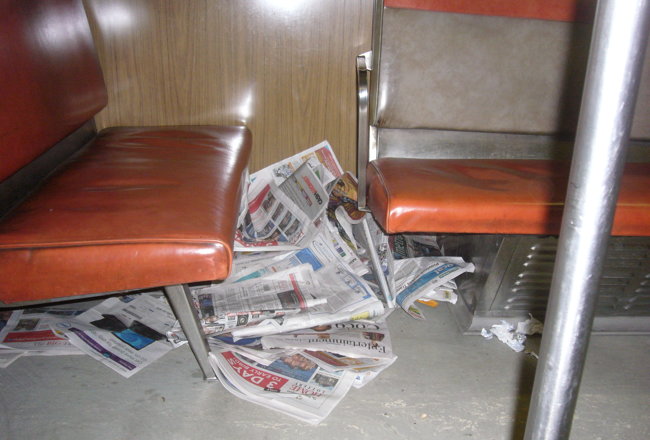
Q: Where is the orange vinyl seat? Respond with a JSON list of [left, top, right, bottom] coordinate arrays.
[[0, 126, 251, 302], [366, 158, 650, 236]]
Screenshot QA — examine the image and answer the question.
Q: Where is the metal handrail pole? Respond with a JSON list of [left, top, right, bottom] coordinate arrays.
[[524, 1, 650, 439], [524, 0, 650, 440]]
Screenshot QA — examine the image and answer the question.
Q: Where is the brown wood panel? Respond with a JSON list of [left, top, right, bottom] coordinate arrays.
[[84, 0, 372, 172]]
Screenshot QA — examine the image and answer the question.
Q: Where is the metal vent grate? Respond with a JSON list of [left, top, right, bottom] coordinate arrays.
[[497, 237, 650, 317]]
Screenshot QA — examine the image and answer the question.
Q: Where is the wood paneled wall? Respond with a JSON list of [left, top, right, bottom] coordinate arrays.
[[84, 0, 373, 172]]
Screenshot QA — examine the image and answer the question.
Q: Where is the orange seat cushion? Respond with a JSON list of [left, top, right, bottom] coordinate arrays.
[[0, 126, 251, 303], [367, 158, 650, 236]]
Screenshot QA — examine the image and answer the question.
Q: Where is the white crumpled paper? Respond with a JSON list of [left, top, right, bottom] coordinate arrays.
[[481, 316, 544, 353]]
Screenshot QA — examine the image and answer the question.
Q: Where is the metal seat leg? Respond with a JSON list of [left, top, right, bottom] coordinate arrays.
[[164, 284, 217, 381]]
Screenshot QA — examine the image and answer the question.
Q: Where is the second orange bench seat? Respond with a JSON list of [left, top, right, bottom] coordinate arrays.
[[366, 158, 650, 237]]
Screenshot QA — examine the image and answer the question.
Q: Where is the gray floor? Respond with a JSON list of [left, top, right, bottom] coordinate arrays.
[[1, 304, 648, 440]]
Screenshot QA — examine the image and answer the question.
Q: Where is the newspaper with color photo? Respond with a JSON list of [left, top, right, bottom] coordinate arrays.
[[51, 293, 178, 378], [235, 141, 343, 251], [209, 349, 357, 425], [0, 305, 90, 360], [393, 257, 475, 319]]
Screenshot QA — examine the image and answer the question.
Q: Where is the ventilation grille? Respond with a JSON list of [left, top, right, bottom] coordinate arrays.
[[499, 238, 650, 316]]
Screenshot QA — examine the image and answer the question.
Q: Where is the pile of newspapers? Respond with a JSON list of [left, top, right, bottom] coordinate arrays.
[[190, 141, 474, 423], [0, 141, 474, 425]]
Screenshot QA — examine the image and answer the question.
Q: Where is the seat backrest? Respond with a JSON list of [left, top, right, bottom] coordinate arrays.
[[373, 0, 650, 139], [0, 0, 108, 183]]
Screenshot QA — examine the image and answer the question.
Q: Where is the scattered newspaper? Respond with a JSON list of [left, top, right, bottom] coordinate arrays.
[[250, 140, 343, 190], [327, 172, 367, 252], [210, 350, 356, 425], [230, 250, 290, 277], [279, 162, 330, 223], [207, 333, 285, 366], [235, 141, 343, 251], [0, 305, 92, 360], [228, 263, 385, 339], [0, 309, 25, 368], [390, 234, 443, 259], [302, 350, 396, 389], [51, 294, 178, 378], [393, 257, 475, 319], [261, 318, 395, 360], [236, 181, 313, 251], [230, 223, 367, 283], [351, 217, 395, 306], [195, 265, 325, 335], [260, 316, 398, 389]]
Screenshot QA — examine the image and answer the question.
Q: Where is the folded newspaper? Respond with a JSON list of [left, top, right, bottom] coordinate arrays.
[[235, 141, 344, 251], [210, 350, 356, 425], [51, 293, 178, 378], [206, 314, 397, 424], [261, 318, 395, 360], [195, 262, 385, 340], [393, 256, 475, 319], [0, 303, 96, 367], [0, 307, 84, 355], [261, 315, 398, 389]]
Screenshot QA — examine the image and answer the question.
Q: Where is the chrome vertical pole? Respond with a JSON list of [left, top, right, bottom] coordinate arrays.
[[524, 1, 650, 439]]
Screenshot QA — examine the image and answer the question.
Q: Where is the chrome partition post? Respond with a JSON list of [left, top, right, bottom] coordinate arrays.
[[357, 51, 371, 210], [368, 0, 383, 125], [357, 0, 383, 210], [164, 284, 217, 381], [524, 1, 650, 439]]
